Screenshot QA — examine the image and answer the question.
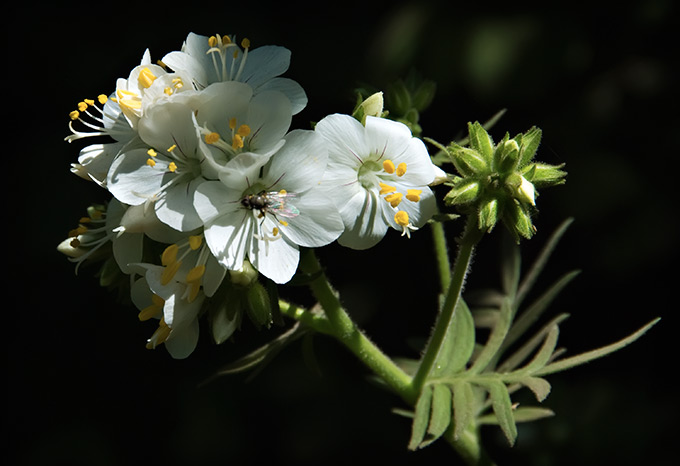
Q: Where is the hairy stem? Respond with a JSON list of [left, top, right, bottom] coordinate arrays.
[[411, 214, 484, 392]]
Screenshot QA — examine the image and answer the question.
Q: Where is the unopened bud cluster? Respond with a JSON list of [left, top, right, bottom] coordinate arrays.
[[442, 122, 566, 240]]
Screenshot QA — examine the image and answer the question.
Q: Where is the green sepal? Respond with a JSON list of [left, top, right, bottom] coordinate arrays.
[[518, 126, 542, 167], [478, 197, 499, 233], [447, 143, 489, 177], [495, 136, 521, 174], [444, 179, 481, 206], [522, 162, 567, 188], [467, 121, 494, 162], [411, 79, 437, 112], [245, 281, 273, 329]]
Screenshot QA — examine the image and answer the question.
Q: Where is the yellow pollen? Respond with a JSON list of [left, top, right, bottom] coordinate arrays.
[[188, 235, 203, 250], [147, 148, 157, 157], [97, 94, 108, 104], [186, 265, 206, 283], [138, 68, 157, 88], [146, 158, 156, 167], [406, 189, 422, 202], [205, 132, 221, 144], [79, 217, 91, 224], [168, 162, 178, 172], [237, 124, 251, 137], [70, 238, 81, 248], [272, 227, 279, 236], [223, 35, 232, 44], [84, 98, 95, 106], [146, 319, 171, 349], [138, 294, 164, 321], [69, 110, 80, 120], [161, 260, 182, 285], [171, 77, 184, 88], [279, 220, 288, 227], [161, 244, 179, 266], [164, 87, 173, 96], [379, 182, 396, 195], [241, 38, 250, 49], [68, 225, 87, 237], [77, 102, 88, 111], [229, 118, 237, 130], [233, 50, 239, 59], [157, 59, 167, 69], [394, 210, 410, 227], [396, 162, 407, 177], [385, 192, 403, 207], [279, 189, 287, 195], [208, 36, 218, 47], [188, 282, 201, 303], [232, 134, 244, 149], [167, 144, 177, 152], [382, 159, 395, 174]]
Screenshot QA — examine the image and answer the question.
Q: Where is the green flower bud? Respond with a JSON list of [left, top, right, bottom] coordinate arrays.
[[246, 281, 273, 329], [229, 260, 259, 287], [352, 92, 385, 125], [522, 162, 567, 188], [496, 137, 520, 174], [210, 287, 242, 344], [478, 197, 499, 232], [444, 179, 481, 206], [411, 80, 437, 112], [505, 201, 536, 241], [448, 144, 489, 177]]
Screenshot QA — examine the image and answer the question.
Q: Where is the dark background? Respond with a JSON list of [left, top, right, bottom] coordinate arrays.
[[7, 1, 677, 465]]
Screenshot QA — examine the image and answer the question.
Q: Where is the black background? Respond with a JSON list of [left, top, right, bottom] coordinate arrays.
[[7, 1, 678, 465]]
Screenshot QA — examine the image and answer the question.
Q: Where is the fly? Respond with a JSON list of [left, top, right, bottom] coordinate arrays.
[[240, 190, 300, 220]]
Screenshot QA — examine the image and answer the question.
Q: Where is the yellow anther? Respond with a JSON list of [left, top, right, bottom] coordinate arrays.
[[164, 87, 173, 96], [188, 235, 203, 250], [79, 217, 91, 224], [70, 238, 81, 248], [161, 244, 179, 266], [223, 35, 232, 44], [146, 319, 171, 349], [97, 94, 108, 104], [385, 192, 403, 208], [233, 50, 239, 59], [156, 59, 167, 69], [138, 294, 164, 321], [272, 227, 280, 236], [279, 189, 287, 195], [379, 182, 396, 195], [241, 38, 250, 48], [161, 260, 182, 285], [69, 110, 80, 120], [232, 134, 244, 149], [279, 220, 288, 227], [394, 210, 410, 227], [186, 265, 206, 283], [167, 144, 177, 152], [205, 132, 220, 144], [168, 162, 178, 172], [237, 124, 251, 137], [208, 36, 218, 47], [138, 67, 157, 88], [77, 102, 88, 111], [382, 159, 395, 174], [171, 77, 184, 88], [68, 225, 88, 237], [84, 98, 95, 106], [229, 118, 237, 130], [188, 281, 201, 303], [147, 148, 157, 157], [396, 162, 407, 177], [146, 158, 156, 167], [406, 189, 422, 202]]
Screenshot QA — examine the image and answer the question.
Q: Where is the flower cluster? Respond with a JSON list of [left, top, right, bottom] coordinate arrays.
[[59, 32, 443, 358]]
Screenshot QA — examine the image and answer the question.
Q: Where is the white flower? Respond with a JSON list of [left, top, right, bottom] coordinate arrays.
[[315, 114, 442, 249], [161, 33, 307, 114], [194, 130, 344, 284]]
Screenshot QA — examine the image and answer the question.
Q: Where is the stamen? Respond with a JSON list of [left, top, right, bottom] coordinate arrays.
[[382, 159, 395, 174], [161, 260, 182, 285], [167, 144, 177, 152], [237, 124, 251, 137], [186, 265, 206, 283], [146, 318, 171, 349], [97, 94, 108, 104], [406, 189, 422, 202], [147, 148, 157, 157], [168, 162, 178, 172], [395, 210, 410, 227], [205, 132, 220, 144], [161, 244, 179, 266], [69, 111, 80, 120], [138, 294, 164, 321], [188, 235, 203, 250], [241, 38, 250, 49], [146, 158, 156, 167], [232, 134, 244, 149], [379, 182, 396, 195], [384, 192, 403, 208], [396, 162, 407, 177]]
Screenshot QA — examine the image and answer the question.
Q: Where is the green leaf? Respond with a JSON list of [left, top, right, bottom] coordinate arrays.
[[535, 318, 660, 376], [451, 381, 476, 440], [498, 314, 569, 373], [479, 406, 554, 424], [409, 385, 434, 450], [424, 384, 453, 446], [480, 380, 518, 446], [517, 376, 552, 402], [516, 217, 574, 307], [434, 299, 476, 376], [520, 324, 560, 374], [468, 298, 513, 374], [503, 270, 580, 355]]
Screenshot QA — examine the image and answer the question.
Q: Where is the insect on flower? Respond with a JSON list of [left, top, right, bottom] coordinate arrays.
[[240, 190, 300, 221]]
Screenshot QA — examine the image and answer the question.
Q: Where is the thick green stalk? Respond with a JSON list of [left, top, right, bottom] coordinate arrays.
[[411, 215, 484, 392], [299, 249, 416, 404], [430, 220, 451, 293]]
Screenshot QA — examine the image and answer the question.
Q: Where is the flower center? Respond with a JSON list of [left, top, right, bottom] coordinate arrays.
[[358, 157, 421, 210], [206, 34, 251, 82], [160, 234, 210, 302]]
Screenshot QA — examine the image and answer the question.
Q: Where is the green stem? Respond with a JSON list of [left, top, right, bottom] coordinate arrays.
[[299, 248, 416, 404], [430, 220, 451, 293], [411, 215, 484, 392]]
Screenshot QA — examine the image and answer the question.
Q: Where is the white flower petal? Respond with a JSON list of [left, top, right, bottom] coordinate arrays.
[[263, 130, 327, 193], [280, 188, 344, 248], [155, 176, 205, 232], [337, 189, 389, 250], [315, 114, 370, 168]]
